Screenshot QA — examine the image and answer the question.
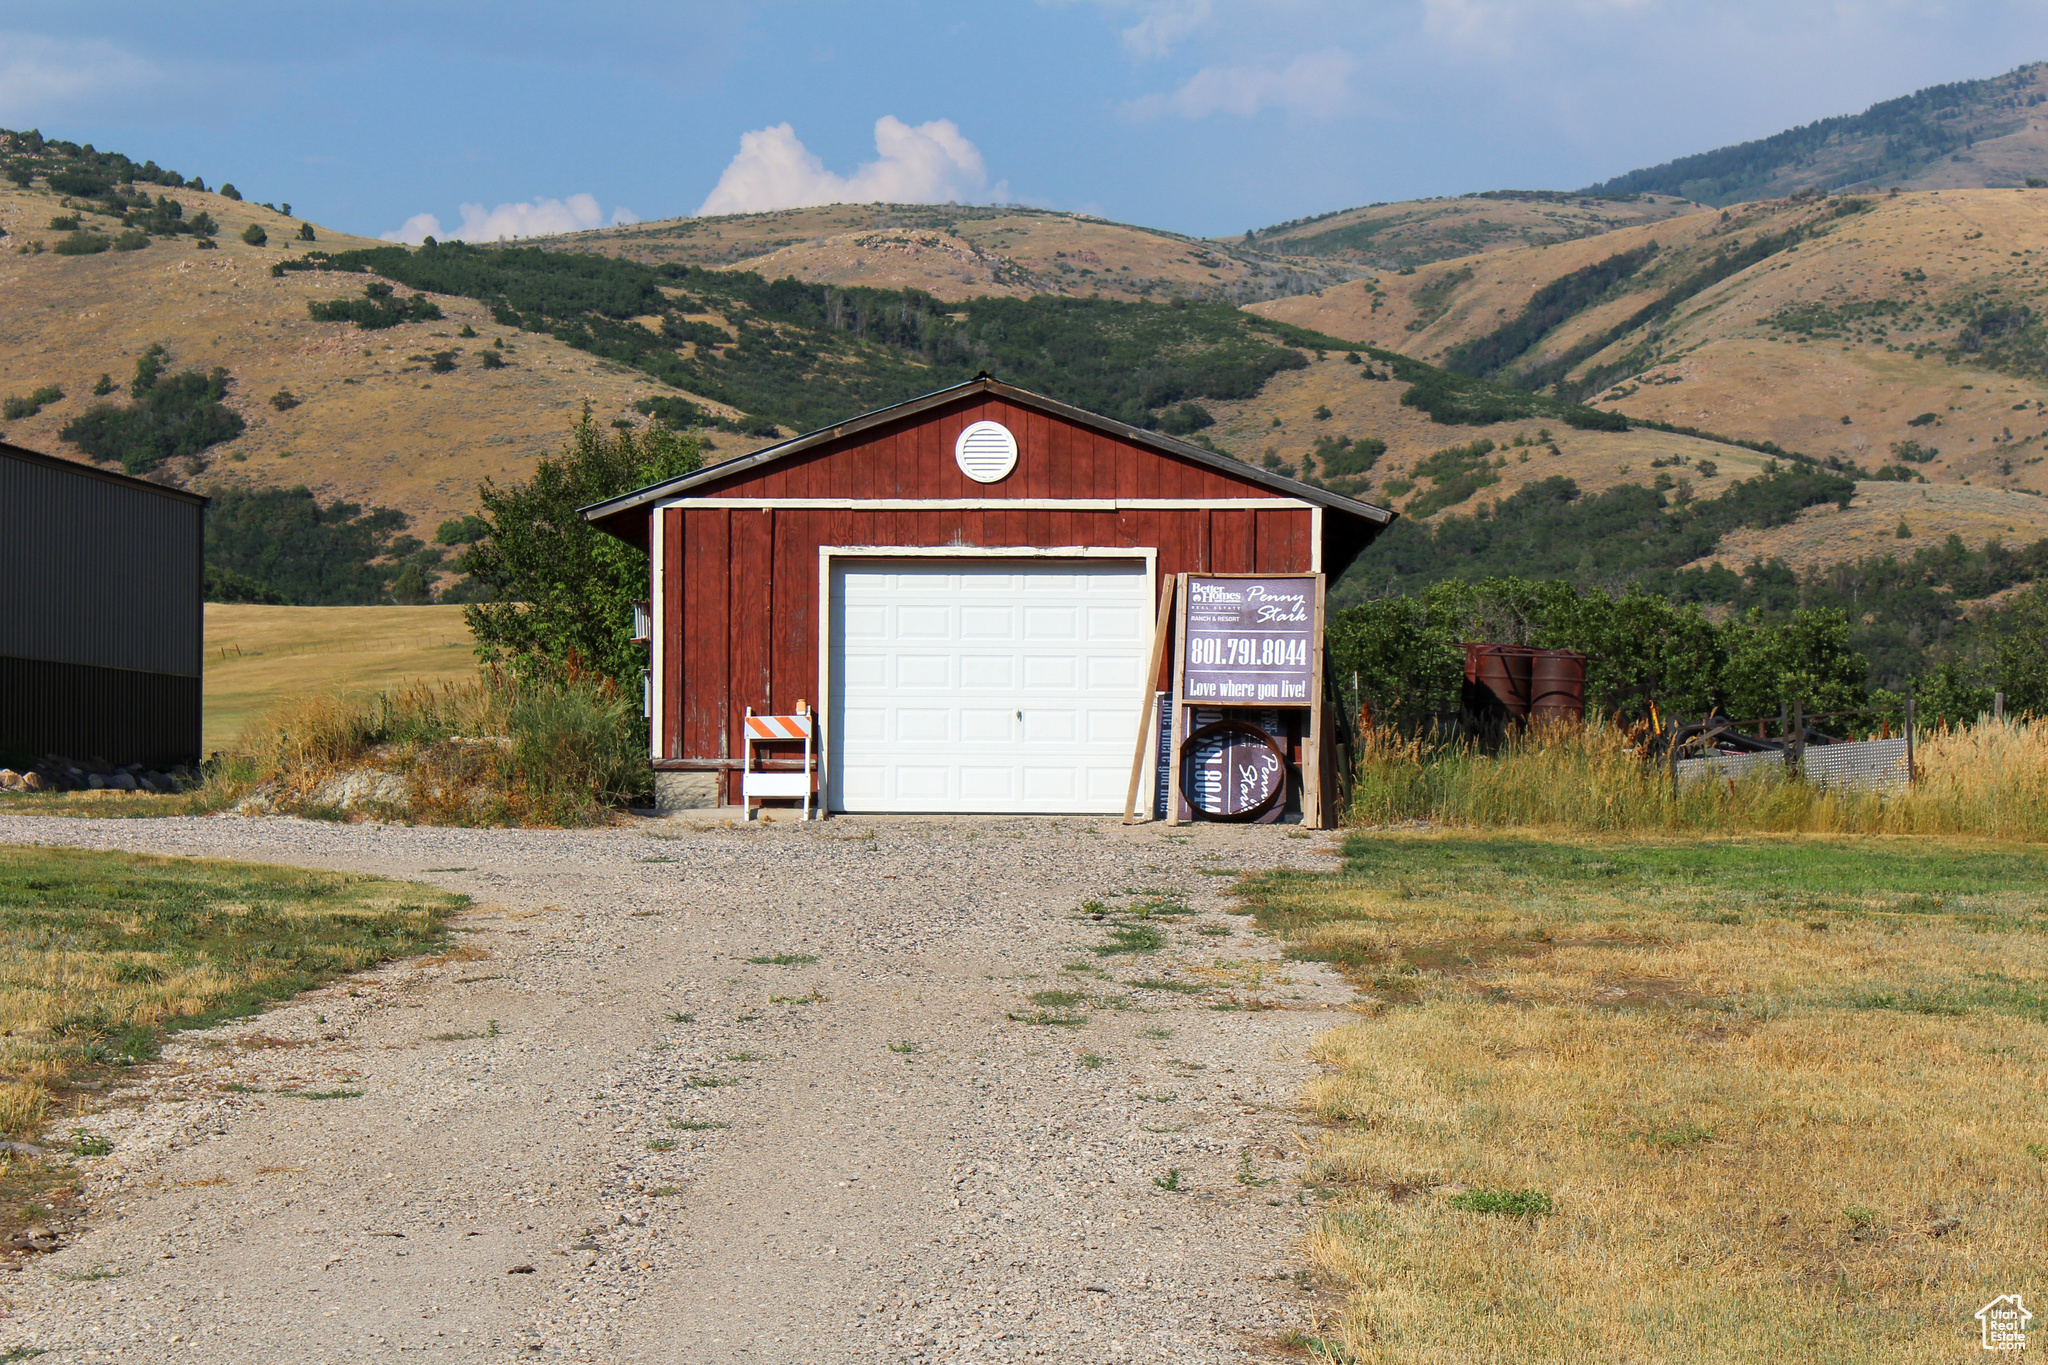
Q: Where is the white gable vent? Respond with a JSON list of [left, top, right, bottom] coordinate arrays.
[[954, 420, 1019, 483]]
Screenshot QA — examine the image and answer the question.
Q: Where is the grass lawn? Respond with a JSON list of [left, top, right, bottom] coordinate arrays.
[[1243, 831, 2048, 1363], [204, 603, 476, 752], [0, 845, 465, 1136]]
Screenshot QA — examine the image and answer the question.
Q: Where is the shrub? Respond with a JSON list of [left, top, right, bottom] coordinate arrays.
[[48, 215, 78, 231], [296, 222, 316, 241], [59, 344, 245, 475], [113, 230, 149, 252], [235, 669, 649, 825], [307, 282, 443, 330], [270, 389, 300, 411], [479, 350, 506, 369], [91, 373, 113, 396], [51, 231, 110, 255], [1, 385, 63, 420], [429, 351, 457, 374], [241, 222, 267, 246], [188, 211, 218, 238], [219, 183, 242, 201]]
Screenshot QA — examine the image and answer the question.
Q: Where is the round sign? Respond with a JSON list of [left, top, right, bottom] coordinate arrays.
[[954, 420, 1018, 483], [1179, 721, 1287, 821]]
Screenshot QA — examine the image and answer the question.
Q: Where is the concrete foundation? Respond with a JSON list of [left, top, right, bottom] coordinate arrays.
[[654, 770, 721, 812]]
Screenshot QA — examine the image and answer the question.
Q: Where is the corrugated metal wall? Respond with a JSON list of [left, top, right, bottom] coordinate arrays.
[[0, 657, 201, 766], [0, 451, 203, 677]]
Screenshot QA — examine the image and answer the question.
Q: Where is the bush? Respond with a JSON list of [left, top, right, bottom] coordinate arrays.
[[1, 385, 62, 420], [307, 282, 443, 330], [270, 389, 300, 411], [51, 231, 110, 255], [219, 183, 242, 201], [241, 222, 267, 246], [297, 222, 316, 241], [60, 345, 244, 476], [235, 669, 648, 825], [187, 211, 217, 239], [480, 349, 506, 369], [429, 351, 457, 374], [113, 229, 149, 252]]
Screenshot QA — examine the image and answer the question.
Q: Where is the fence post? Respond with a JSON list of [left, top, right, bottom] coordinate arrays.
[[1791, 701, 1804, 780], [1995, 691, 2006, 722], [1668, 716, 1680, 794], [1905, 690, 1916, 784]]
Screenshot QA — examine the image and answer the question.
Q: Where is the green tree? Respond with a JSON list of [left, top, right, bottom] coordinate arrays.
[[241, 222, 267, 246], [1720, 607, 1867, 720], [1913, 660, 1994, 726], [391, 562, 432, 605], [461, 405, 702, 686], [296, 222, 316, 241], [1986, 584, 2048, 714], [218, 183, 242, 201]]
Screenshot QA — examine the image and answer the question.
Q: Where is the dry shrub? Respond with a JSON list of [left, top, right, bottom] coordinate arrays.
[[233, 665, 647, 826], [1352, 717, 2048, 839]]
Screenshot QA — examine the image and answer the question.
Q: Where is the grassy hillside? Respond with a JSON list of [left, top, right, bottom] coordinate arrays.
[[1242, 191, 1700, 269], [1253, 188, 2048, 494], [0, 130, 770, 544], [1587, 60, 2048, 203], [538, 201, 1357, 305]]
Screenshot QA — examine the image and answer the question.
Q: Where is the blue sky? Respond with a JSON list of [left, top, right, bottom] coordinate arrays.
[[0, 1, 2038, 241]]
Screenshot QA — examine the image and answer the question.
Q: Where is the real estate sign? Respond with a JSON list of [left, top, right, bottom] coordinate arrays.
[[1179, 576, 1317, 706]]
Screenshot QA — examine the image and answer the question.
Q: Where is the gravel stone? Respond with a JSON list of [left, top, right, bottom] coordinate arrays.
[[0, 811, 1352, 1363]]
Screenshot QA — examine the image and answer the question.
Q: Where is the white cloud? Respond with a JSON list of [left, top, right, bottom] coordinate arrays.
[[0, 33, 172, 123], [1125, 49, 1356, 119], [695, 116, 990, 216], [380, 194, 637, 244], [1116, 0, 1216, 58]]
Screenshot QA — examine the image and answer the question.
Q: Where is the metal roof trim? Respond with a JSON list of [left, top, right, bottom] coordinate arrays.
[[0, 441, 211, 507], [579, 376, 1395, 529]]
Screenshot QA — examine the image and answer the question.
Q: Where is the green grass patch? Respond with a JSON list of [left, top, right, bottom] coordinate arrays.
[[0, 844, 462, 1134], [1092, 924, 1165, 956], [746, 953, 817, 965], [1446, 1188, 1553, 1216]]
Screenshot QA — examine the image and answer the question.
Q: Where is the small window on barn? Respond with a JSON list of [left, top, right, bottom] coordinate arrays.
[[955, 420, 1019, 483]]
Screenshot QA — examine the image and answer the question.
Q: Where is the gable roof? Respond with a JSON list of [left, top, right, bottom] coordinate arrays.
[[581, 375, 1397, 537]]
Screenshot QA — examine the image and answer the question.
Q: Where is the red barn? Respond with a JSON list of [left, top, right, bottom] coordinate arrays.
[[583, 376, 1394, 816]]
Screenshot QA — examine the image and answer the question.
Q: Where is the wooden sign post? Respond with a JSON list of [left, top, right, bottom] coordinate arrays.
[[1162, 572, 1326, 827]]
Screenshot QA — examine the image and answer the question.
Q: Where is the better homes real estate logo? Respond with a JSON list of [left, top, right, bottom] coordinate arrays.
[[1979, 1295, 2032, 1351]]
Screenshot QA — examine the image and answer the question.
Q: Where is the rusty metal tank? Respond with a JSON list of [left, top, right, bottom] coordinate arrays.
[[1463, 643, 1534, 719], [1529, 649, 1589, 723]]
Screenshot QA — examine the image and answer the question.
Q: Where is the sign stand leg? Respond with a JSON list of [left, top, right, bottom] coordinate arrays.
[[1123, 578, 1176, 824], [1166, 574, 1191, 826]]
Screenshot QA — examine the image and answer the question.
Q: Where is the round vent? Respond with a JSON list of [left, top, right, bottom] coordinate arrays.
[[954, 420, 1019, 483]]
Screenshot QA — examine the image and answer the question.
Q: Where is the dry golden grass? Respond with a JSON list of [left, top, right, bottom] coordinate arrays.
[[1251, 188, 2048, 494], [0, 182, 755, 538], [1244, 828, 2048, 1362], [539, 202, 1293, 303], [1352, 718, 2048, 840], [203, 604, 477, 752], [1248, 193, 1699, 267], [0, 845, 464, 1137]]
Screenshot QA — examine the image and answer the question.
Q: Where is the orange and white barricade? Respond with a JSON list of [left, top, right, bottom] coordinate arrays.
[[741, 705, 815, 820]]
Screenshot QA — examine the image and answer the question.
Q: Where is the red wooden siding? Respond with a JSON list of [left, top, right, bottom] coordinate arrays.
[[654, 394, 1319, 791]]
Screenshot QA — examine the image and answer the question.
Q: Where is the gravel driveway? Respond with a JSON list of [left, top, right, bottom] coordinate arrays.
[[0, 812, 1352, 1364]]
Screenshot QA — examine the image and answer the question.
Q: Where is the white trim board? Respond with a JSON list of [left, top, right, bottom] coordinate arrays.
[[814, 546, 1158, 817], [650, 504, 665, 761], [656, 497, 1315, 513]]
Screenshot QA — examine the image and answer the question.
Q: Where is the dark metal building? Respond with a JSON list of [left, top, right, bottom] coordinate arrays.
[[1, 442, 206, 766]]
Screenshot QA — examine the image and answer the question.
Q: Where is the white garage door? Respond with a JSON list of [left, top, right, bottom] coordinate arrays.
[[828, 559, 1150, 813]]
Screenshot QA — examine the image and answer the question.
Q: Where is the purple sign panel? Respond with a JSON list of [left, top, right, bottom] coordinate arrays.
[[1180, 576, 1316, 706]]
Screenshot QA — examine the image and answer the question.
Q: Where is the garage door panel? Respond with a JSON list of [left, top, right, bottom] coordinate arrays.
[[896, 655, 952, 688], [960, 656, 1013, 688], [829, 558, 1148, 813], [960, 607, 1015, 638], [960, 709, 1015, 742], [1022, 657, 1077, 690], [897, 708, 952, 742]]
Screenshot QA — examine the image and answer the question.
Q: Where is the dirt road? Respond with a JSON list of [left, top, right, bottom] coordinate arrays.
[[0, 813, 1352, 1363]]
